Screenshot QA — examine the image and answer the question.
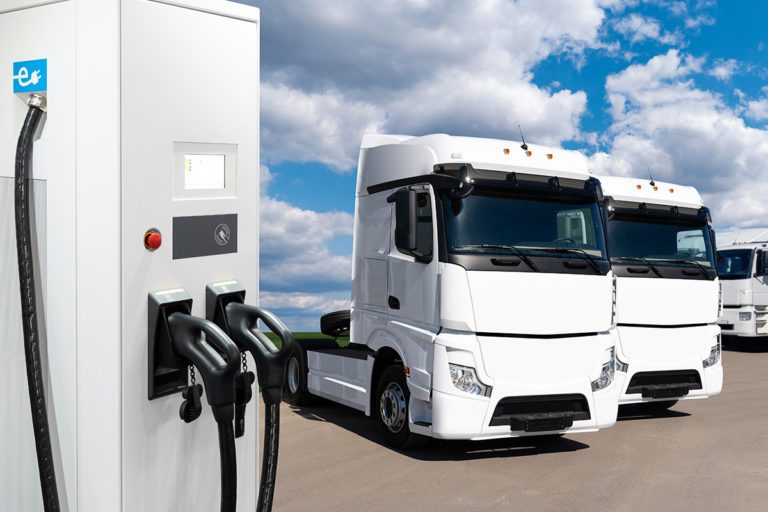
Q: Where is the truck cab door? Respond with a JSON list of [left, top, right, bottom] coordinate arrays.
[[387, 185, 439, 328]]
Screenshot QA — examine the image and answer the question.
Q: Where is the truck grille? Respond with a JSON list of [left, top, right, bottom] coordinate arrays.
[[489, 394, 590, 431], [627, 370, 702, 398]]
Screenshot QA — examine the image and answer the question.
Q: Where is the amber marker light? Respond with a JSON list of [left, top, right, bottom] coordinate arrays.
[[636, 184, 642, 190], [503, 148, 510, 154], [525, 150, 532, 157], [546, 153, 553, 160]]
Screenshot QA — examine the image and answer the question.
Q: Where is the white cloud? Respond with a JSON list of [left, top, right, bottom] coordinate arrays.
[[259, 165, 354, 291], [709, 58, 739, 81], [613, 13, 679, 45], [257, 165, 354, 331], [746, 98, 768, 122], [252, 0, 612, 171], [589, 49, 768, 228], [684, 13, 716, 29], [261, 83, 384, 171], [260, 291, 350, 313]]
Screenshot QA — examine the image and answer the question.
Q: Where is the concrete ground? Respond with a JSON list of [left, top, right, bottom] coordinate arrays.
[[269, 339, 768, 512]]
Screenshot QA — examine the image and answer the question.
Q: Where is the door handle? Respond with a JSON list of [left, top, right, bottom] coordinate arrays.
[[388, 296, 400, 310]]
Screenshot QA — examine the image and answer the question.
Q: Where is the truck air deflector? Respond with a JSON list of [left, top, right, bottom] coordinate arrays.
[[626, 370, 702, 398], [489, 394, 591, 431]]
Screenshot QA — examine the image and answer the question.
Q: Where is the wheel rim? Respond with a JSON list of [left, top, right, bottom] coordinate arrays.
[[379, 382, 407, 433], [287, 356, 300, 394]]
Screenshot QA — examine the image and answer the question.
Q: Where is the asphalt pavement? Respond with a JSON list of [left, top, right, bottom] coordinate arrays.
[[269, 339, 768, 512]]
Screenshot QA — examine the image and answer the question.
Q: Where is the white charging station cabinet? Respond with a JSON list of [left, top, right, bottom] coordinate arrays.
[[0, 1, 260, 510]]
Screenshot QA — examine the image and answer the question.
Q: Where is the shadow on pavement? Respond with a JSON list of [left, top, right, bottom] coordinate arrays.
[[617, 403, 691, 421], [722, 335, 768, 353], [287, 399, 590, 461]]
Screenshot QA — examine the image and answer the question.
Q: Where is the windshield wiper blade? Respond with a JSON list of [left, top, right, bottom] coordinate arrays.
[[540, 247, 602, 273], [453, 244, 539, 271], [613, 257, 662, 277], [656, 258, 710, 276]]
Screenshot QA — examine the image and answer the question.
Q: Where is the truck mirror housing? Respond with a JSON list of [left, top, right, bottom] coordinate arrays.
[[756, 250, 768, 277], [390, 188, 418, 252]]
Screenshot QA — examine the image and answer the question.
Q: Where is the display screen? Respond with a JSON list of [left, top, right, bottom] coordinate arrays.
[[184, 154, 226, 190]]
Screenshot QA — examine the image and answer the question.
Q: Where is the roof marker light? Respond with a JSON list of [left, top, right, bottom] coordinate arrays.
[[503, 148, 510, 155], [653, 186, 659, 191], [546, 153, 553, 160], [525, 150, 532, 157], [669, 188, 675, 193], [636, 184, 642, 190]]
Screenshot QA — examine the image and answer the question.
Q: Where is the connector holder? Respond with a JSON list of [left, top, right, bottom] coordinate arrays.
[[148, 289, 193, 400]]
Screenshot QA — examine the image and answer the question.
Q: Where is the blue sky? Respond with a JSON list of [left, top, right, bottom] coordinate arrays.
[[238, 0, 768, 331]]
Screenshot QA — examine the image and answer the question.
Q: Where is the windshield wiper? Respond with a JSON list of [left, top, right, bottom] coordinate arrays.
[[453, 244, 539, 271], [539, 247, 602, 273], [656, 258, 710, 277], [612, 256, 662, 277]]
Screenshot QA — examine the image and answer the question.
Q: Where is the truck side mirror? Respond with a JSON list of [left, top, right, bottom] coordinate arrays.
[[756, 251, 768, 277], [388, 188, 418, 252]]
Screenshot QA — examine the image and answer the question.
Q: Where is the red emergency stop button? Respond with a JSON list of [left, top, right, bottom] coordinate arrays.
[[144, 229, 162, 251]]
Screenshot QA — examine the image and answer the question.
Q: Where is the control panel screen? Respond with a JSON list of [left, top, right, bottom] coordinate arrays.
[[184, 154, 226, 190]]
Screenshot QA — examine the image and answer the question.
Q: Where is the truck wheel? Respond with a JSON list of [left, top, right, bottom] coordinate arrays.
[[640, 400, 678, 411], [375, 364, 429, 450], [284, 345, 314, 406], [320, 310, 350, 338]]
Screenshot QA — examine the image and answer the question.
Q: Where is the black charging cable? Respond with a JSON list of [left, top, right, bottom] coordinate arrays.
[[223, 303, 294, 512], [168, 313, 242, 512], [15, 94, 60, 512]]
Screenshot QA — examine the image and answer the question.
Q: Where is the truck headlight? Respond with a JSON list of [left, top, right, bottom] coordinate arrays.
[[616, 354, 629, 373], [448, 363, 492, 397], [703, 336, 721, 368], [591, 347, 616, 392], [739, 312, 752, 322]]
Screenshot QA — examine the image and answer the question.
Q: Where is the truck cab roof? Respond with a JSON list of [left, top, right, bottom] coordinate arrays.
[[357, 133, 592, 196], [717, 228, 768, 249], [598, 175, 703, 209]]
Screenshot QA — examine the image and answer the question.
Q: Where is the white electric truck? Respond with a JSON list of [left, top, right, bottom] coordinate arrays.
[[598, 176, 722, 409], [285, 134, 619, 448], [716, 228, 768, 339]]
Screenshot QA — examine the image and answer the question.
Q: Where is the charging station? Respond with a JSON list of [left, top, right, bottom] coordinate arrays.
[[1, 1, 269, 510]]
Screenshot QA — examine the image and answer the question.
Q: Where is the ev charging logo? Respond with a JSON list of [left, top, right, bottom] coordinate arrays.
[[13, 59, 47, 93], [214, 223, 231, 246]]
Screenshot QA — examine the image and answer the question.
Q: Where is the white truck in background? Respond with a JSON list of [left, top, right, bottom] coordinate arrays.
[[598, 176, 722, 409], [716, 228, 768, 339], [284, 134, 619, 448]]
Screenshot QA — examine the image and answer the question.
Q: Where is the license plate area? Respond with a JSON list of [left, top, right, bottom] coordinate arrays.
[[509, 413, 575, 432], [641, 385, 690, 399]]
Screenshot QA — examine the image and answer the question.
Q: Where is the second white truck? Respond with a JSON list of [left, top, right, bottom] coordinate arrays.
[[716, 228, 768, 339], [285, 134, 619, 448], [598, 176, 722, 409]]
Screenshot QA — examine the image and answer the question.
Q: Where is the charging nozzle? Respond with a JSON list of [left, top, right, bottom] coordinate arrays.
[[167, 313, 241, 424], [206, 282, 294, 405], [207, 281, 294, 512]]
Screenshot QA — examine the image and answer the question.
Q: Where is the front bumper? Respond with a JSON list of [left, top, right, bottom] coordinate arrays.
[[426, 331, 619, 440], [615, 324, 723, 405], [718, 307, 767, 337]]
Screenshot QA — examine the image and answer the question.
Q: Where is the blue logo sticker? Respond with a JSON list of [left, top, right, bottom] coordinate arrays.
[[13, 59, 47, 93]]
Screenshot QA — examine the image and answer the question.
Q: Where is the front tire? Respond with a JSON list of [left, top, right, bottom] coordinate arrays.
[[375, 364, 429, 450]]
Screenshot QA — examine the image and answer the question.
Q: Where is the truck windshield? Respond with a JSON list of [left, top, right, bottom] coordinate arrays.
[[441, 189, 607, 259], [606, 217, 714, 267], [716, 249, 753, 280]]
